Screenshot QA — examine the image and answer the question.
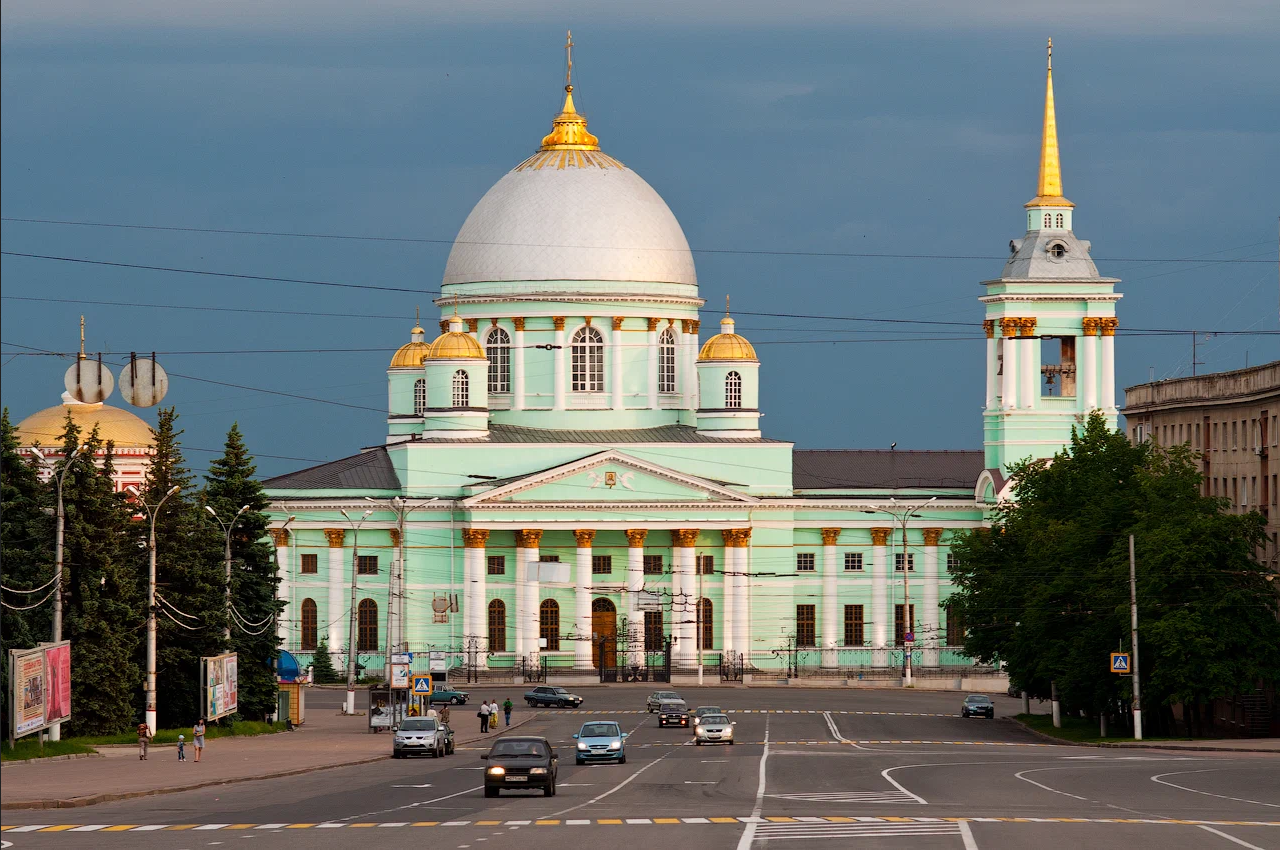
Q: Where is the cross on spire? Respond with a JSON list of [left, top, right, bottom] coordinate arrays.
[[565, 30, 574, 89]]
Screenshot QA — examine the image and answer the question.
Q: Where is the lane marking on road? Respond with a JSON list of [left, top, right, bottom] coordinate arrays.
[[1014, 768, 1093, 802], [766, 791, 920, 805], [1152, 769, 1280, 809], [456, 740, 1056, 752], [1198, 824, 1269, 849], [958, 820, 980, 850], [753, 821, 961, 841], [540, 746, 676, 819], [736, 716, 771, 850]]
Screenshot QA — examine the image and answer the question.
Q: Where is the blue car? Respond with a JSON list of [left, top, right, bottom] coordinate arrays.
[[573, 720, 628, 765]]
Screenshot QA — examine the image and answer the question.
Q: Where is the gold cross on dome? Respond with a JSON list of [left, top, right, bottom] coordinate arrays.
[[565, 30, 574, 87]]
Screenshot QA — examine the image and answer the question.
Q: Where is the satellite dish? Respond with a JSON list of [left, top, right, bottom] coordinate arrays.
[[118, 353, 170, 408], [64, 355, 114, 404]]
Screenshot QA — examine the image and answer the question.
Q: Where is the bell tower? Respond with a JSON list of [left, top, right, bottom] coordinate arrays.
[[982, 39, 1121, 477]]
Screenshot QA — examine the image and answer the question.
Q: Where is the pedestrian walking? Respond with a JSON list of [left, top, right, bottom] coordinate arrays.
[[177, 734, 187, 762], [502, 697, 513, 727], [439, 704, 451, 725], [426, 705, 439, 720], [479, 699, 491, 733], [489, 699, 500, 729], [137, 721, 152, 761], [192, 719, 206, 763]]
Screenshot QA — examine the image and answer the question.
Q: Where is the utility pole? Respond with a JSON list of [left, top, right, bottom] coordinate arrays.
[[696, 553, 704, 686], [205, 504, 250, 643], [1130, 534, 1143, 740], [864, 497, 935, 686], [340, 509, 372, 716], [129, 484, 181, 737]]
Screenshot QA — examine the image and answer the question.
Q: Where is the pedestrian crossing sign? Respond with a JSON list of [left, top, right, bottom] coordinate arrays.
[[1110, 652, 1131, 674], [412, 675, 433, 694]]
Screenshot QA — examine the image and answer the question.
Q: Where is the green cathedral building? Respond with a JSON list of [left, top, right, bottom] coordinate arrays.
[[265, 42, 1119, 678]]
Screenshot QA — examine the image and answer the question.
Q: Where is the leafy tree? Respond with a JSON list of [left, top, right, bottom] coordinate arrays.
[[949, 412, 1280, 736], [310, 640, 340, 684], [203, 423, 283, 721], [141, 407, 226, 727]]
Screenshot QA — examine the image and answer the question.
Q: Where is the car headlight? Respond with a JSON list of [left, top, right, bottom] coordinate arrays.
[[723, 728, 733, 737], [608, 741, 621, 750], [577, 742, 589, 751], [530, 767, 548, 775], [696, 726, 707, 736], [487, 766, 505, 775]]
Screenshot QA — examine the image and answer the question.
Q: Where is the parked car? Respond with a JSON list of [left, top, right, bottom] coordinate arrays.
[[525, 686, 584, 708], [690, 705, 724, 726], [694, 713, 735, 745], [646, 690, 681, 712], [392, 717, 447, 758], [428, 688, 469, 705], [482, 736, 558, 797], [961, 694, 996, 719], [573, 720, 628, 765], [438, 722, 456, 755], [658, 698, 689, 727]]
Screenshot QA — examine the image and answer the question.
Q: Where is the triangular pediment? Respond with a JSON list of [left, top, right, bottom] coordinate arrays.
[[462, 451, 758, 506]]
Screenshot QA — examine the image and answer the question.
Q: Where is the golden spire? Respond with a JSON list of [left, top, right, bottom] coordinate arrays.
[[411, 305, 424, 335], [540, 30, 601, 152], [78, 315, 86, 361], [1026, 38, 1073, 209]]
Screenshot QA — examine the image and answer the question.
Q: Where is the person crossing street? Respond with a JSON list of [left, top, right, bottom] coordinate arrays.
[[479, 698, 491, 733]]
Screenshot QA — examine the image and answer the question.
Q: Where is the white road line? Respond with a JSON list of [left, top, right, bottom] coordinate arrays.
[[958, 820, 980, 850], [1198, 825, 1269, 849], [1152, 769, 1280, 809], [540, 748, 675, 818], [1014, 768, 1091, 801], [878, 764, 930, 805], [736, 716, 771, 850], [822, 711, 846, 743], [344, 785, 484, 821]]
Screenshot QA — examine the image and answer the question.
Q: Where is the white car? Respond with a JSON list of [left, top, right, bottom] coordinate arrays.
[[393, 717, 446, 758], [694, 714, 735, 745]]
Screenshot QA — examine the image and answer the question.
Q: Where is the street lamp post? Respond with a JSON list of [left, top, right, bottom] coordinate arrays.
[[340, 508, 373, 716], [31, 444, 88, 742], [205, 504, 250, 643], [864, 496, 936, 687], [128, 484, 181, 736], [362, 497, 438, 682]]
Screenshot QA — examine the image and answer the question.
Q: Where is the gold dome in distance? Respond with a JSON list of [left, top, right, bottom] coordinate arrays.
[[426, 315, 486, 361], [390, 321, 431, 368], [698, 315, 757, 362], [16, 400, 154, 449]]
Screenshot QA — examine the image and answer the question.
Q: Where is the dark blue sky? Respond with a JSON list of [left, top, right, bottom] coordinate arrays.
[[3, 4, 1277, 478]]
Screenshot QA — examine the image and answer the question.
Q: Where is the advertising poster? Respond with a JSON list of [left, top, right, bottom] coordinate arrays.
[[391, 664, 410, 689], [14, 651, 46, 737], [43, 643, 71, 724], [203, 653, 239, 721]]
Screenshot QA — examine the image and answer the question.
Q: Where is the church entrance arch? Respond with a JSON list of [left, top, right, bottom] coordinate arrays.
[[591, 597, 617, 670]]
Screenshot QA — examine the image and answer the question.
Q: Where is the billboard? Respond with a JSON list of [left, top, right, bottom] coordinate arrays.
[[202, 653, 239, 721], [8, 641, 72, 741]]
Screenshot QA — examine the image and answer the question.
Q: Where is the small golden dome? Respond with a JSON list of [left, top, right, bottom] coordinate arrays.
[[390, 322, 431, 368], [540, 86, 600, 152], [698, 316, 758, 362], [426, 316, 486, 361], [16, 401, 154, 449]]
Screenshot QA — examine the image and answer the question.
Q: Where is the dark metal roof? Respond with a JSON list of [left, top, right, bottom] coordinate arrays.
[[793, 450, 984, 491], [264, 447, 400, 490], [417, 424, 786, 444]]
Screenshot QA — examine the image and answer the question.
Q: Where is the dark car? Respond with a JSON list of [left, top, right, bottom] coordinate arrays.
[[658, 699, 689, 727], [428, 688, 469, 705], [482, 736, 558, 797], [961, 694, 996, 719], [524, 686, 584, 708]]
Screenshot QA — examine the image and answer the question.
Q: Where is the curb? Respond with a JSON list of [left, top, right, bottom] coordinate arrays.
[[1008, 717, 1279, 753], [0, 713, 538, 811], [1, 753, 105, 768]]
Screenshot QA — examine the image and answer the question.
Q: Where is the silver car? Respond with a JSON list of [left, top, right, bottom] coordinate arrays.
[[647, 691, 681, 712], [393, 717, 446, 758], [694, 713, 735, 745]]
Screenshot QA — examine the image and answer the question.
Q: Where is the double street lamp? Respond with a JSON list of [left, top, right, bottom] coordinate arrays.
[[205, 504, 251, 643], [863, 496, 936, 687], [340, 508, 373, 716], [127, 484, 182, 736]]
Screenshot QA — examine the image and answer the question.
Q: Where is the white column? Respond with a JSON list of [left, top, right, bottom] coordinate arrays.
[[737, 532, 752, 657], [272, 530, 291, 645], [574, 530, 594, 669], [821, 529, 839, 668], [611, 319, 624, 411], [1101, 320, 1117, 411], [647, 321, 659, 409], [553, 319, 566, 411], [984, 323, 998, 410], [626, 530, 645, 666], [1001, 329, 1018, 410], [672, 530, 695, 664], [871, 530, 889, 665], [1020, 334, 1037, 409], [922, 530, 941, 668], [684, 321, 700, 411], [462, 529, 488, 668], [721, 544, 736, 656], [1080, 325, 1097, 410], [513, 319, 526, 411], [325, 530, 345, 657]]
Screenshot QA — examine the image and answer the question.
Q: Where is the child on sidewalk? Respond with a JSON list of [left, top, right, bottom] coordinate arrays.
[[177, 734, 187, 762]]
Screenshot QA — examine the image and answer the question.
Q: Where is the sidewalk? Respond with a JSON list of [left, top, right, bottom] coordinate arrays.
[[1, 699, 534, 810]]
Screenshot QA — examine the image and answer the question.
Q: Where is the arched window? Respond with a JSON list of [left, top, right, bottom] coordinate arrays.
[[725, 371, 743, 409], [451, 369, 469, 408], [539, 598, 561, 651], [658, 327, 677, 393], [486, 327, 511, 393], [488, 599, 507, 653], [571, 326, 605, 392], [300, 598, 318, 651], [1054, 213, 1064, 228], [697, 598, 714, 650], [357, 598, 378, 651], [1043, 213, 1052, 227], [413, 379, 427, 416]]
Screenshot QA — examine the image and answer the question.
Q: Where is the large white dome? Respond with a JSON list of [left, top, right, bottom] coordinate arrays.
[[442, 91, 697, 287]]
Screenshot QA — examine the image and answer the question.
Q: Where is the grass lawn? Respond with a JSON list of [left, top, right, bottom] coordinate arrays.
[[1016, 713, 1192, 744], [0, 738, 97, 761], [1, 720, 284, 761]]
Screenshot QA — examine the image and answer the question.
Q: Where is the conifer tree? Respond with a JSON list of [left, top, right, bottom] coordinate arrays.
[[142, 407, 225, 727], [310, 639, 340, 684], [204, 423, 283, 720]]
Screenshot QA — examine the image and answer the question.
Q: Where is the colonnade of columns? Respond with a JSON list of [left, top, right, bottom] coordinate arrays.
[[988, 316, 1117, 412], [324, 528, 345, 653]]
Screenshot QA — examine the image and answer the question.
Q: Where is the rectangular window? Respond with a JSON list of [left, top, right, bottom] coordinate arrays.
[[795, 605, 816, 647], [796, 552, 816, 572], [1232, 421, 1238, 449], [946, 552, 958, 572], [946, 604, 965, 646], [695, 554, 715, 575], [1272, 474, 1277, 506], [487, 555, 506, 576], [592, 554, 612, 575], [894, 603, 916, 645], [300, 553, 318, 574], [843, 604, 864, 646], [894, 553, 915, 572], [1195, 422, 1201, 448], [843, 552, 863, 571], [643, 554, 664, 575], [644, 610, 664, 652], [1212, 422, 1218, 449], [357, 555, 378, 575], [538, 554, 560, 562]]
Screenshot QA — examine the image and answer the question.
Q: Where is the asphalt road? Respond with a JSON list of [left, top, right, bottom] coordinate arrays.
[[3, 687, 1277, 850]]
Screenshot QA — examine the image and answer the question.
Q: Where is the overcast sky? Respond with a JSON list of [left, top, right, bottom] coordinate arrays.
[[2, 2, 1277, 478]]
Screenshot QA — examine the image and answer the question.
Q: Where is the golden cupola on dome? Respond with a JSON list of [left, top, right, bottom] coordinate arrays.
[[426, 315, 486, 361], [698, 311, 758, 362], [390, 313, 431, 368]]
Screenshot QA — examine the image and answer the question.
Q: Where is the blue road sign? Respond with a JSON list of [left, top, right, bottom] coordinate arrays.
[[412, 675, 434, 694], [1110, 652, 1131, 673]]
